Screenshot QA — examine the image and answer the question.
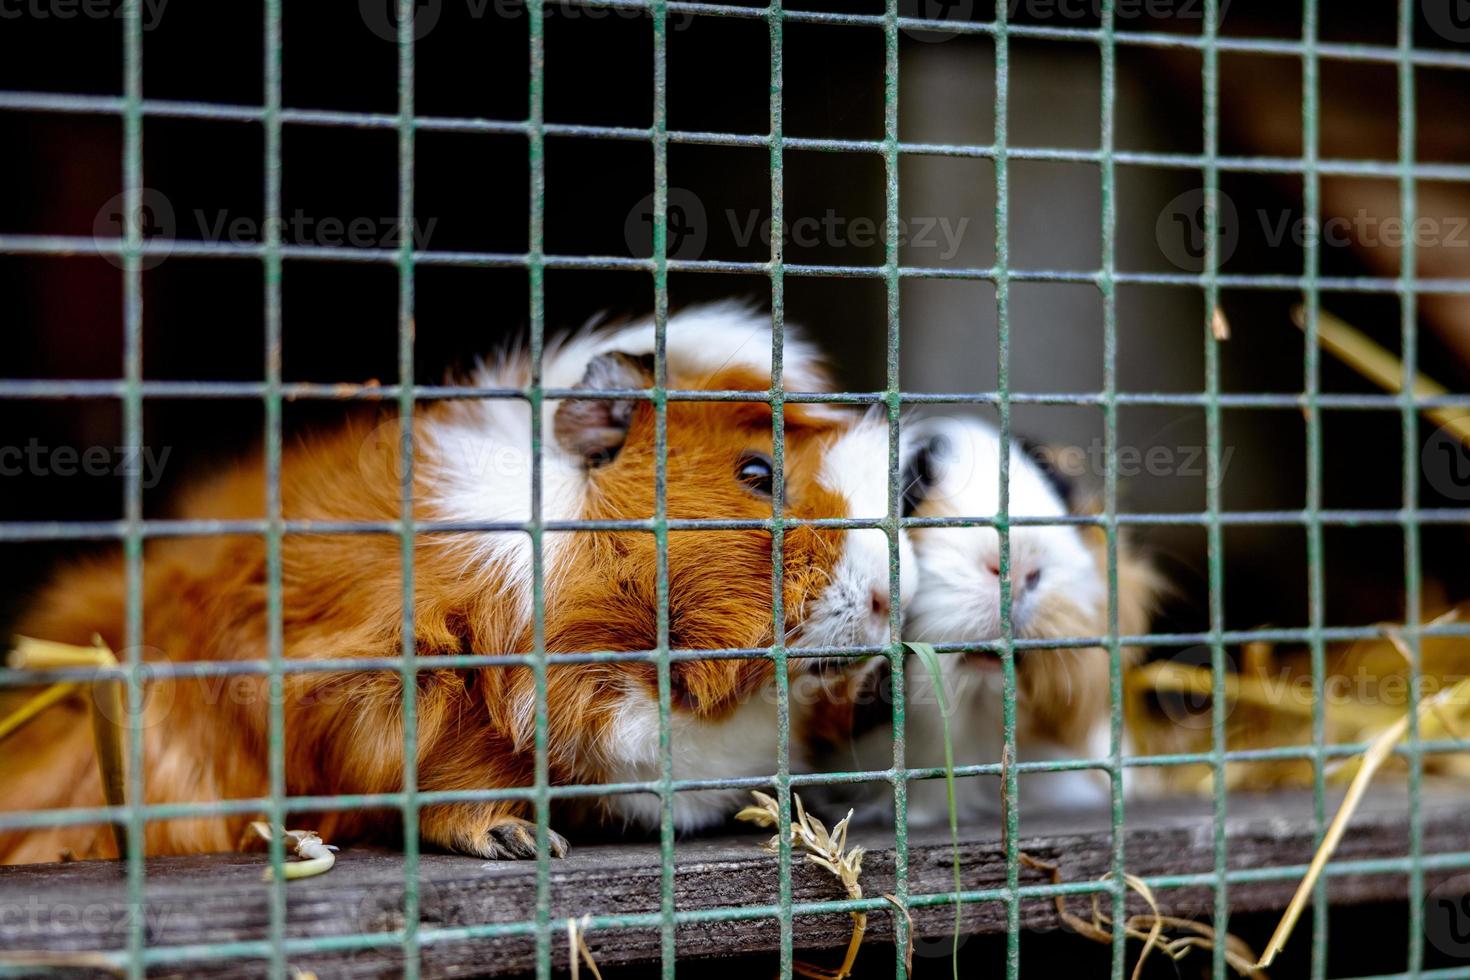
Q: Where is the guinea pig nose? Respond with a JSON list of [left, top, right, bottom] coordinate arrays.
[[869, 588, 890, 619]]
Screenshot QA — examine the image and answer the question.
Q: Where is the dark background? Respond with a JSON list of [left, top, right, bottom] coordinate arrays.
[[5, 1, 1470, 636], [3, 1, 1470, 976]]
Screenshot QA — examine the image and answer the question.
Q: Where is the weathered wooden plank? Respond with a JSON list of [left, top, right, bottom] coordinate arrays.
[[1, 790, 1467, 978]]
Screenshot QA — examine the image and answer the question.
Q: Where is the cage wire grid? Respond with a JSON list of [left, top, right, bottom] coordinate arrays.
[[2, 0, 1470, 979]]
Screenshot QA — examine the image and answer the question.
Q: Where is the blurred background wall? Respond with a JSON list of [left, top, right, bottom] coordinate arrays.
[[3, 0, 1469, 657]]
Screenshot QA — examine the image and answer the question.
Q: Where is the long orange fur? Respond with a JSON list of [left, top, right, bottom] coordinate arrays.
[[1, 364, 849, 863]]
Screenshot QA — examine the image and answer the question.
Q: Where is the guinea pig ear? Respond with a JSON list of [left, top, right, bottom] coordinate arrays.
[[1016, 435, 1076, 509], [553, 350, 655, 466], [901, 431, 949, 516]]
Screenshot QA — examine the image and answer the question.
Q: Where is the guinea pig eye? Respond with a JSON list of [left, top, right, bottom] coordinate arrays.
[[735, 452, 775, 497]]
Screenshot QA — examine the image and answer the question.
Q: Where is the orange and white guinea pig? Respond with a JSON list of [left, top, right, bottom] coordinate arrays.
[[814, 415, 1155, 825], [0, 302, 912, 864]]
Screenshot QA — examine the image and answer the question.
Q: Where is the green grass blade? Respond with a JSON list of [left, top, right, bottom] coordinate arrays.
[[906, 641, 961, 978]]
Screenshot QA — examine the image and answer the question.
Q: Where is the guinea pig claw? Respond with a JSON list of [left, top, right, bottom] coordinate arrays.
[[482, 817, 570, 860]]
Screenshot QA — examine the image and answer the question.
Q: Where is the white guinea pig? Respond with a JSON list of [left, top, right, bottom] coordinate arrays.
[[828, 414, 1155, 827]]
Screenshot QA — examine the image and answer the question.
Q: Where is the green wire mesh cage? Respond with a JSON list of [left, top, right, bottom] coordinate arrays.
[[3, 1, 1470, 978]]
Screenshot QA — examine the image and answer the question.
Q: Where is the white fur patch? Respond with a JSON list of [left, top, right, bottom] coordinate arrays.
[[794, 416, 917, 651], [600, 681, 791, 831]]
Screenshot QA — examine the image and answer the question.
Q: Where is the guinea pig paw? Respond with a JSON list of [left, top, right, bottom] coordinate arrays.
[[480, 817, 570, 860]]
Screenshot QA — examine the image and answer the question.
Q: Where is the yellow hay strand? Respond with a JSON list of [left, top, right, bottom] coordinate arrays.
[[1256, 670, 1470, 968]]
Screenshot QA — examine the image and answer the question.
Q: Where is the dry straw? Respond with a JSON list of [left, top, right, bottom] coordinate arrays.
[[6, 635, 127, 857], [1255, 618, 1470, 969], [1127, 605, 1470, 967], [0, 679, 77, 742], [566, 914, 604, 980], [997, 726, 1263, 978], [1291, 303, 1470, 444], [737, 791, 868, 980], [1018, 852, 1264, 980]]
